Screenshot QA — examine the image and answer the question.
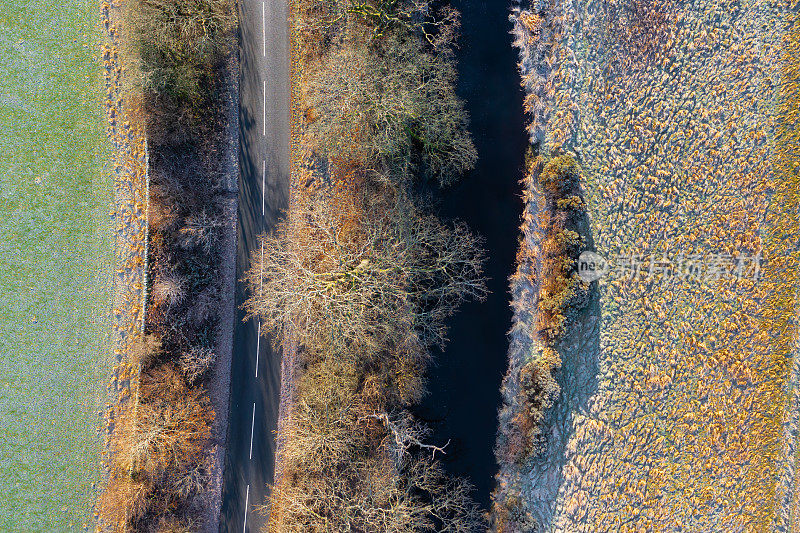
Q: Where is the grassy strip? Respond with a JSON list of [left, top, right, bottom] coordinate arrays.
[[0, 1, 113, 529], [97, 1, 236, 531]]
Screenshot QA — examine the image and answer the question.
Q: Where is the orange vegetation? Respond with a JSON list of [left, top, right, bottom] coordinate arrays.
[[98, 0, 235, 530]]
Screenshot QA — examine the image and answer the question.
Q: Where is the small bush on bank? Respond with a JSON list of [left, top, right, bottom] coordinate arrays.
[[533, 153, 590, 343], [539, 153, 579, 195]]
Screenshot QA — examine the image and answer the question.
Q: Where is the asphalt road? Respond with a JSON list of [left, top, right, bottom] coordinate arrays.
[[219, 0, 290, 531]]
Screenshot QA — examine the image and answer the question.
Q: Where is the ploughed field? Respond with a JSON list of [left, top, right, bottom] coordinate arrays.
[[509, 0, 800, 529], [0, 1, 113, 530]]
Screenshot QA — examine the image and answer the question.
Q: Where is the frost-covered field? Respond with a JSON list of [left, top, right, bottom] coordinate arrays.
[[0, 2, 112, 530], [497, 0, 800, 530]]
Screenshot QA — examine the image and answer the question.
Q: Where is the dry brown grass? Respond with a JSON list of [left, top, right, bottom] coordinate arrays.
[[494, 1, 800, 531]]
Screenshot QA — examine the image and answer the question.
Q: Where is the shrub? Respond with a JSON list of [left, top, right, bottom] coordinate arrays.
[[120, 365, 212, 479], [555, 228, 582, 249], [171, 463, 213, 501], [152, 270, 187, 307], [154, 515, 197, 533], [178, 210, 224, 254], [130, 333, 164, 369], [556, 195, 584, 210], [178, 346, 216, 384], [539, 153, 579, 194], [126, 0, 236, 102], [97, 468, 151, 529]]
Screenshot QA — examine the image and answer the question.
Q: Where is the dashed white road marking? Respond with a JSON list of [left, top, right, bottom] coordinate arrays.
[[263, 80, 266, 136], [262, 159, 266, 215], [262, 1, 266, 57], [243, 484, 250, 531], [255, 321, 261, 377], [260, 241, 264, 296], [249, 402, 256, 460]]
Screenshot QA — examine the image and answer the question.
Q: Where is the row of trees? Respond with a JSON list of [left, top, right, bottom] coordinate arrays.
[[99, 0, 236, 531], [249, 0, 488, 529], [250, 184, 486, 531]]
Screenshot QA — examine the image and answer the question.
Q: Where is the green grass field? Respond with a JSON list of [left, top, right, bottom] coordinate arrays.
[[0, 1, 113, 530]]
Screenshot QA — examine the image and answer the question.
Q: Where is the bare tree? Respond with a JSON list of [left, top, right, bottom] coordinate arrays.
[[179, 209, 224, 254], [302, 21, 476, 185], [152, 269, 187, 307], [294, 0, 461, 55], [178, 346, 217, 384], [266, 405, 485, 533], [117, 364, 212, 478], [171, 462, 213, 501], [154, 515, 198, 533], [243, 187, 485, 359], [359, 412, 449, 464], [125, 0, 236, 105]]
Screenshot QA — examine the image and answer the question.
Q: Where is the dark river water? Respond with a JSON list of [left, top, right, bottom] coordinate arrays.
[[417, 0, 527, 511]]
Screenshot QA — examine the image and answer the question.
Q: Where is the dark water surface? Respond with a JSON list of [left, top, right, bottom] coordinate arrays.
[[417, 0, 527, 510]]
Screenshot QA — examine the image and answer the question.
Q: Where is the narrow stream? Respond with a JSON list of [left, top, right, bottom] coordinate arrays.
[[417, 0, 527, 510]]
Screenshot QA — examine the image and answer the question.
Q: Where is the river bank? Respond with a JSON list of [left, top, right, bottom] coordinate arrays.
[[494, 0, 800, 530]]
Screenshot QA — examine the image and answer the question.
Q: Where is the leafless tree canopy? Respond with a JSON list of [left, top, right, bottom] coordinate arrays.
[[128, 0, 236, 101], [179, 346, 217, 384], [268, 359, 485, 533], [295, 0, 461, 54], [268, 449, 483, 532], [244, 186, 486, 359], [304, 29, 476, 185], [179, 209, 224, 254], [297, 0, 476, 185]]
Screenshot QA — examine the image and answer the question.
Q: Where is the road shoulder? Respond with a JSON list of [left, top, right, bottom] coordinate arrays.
[[203, 48, 241, 532]]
